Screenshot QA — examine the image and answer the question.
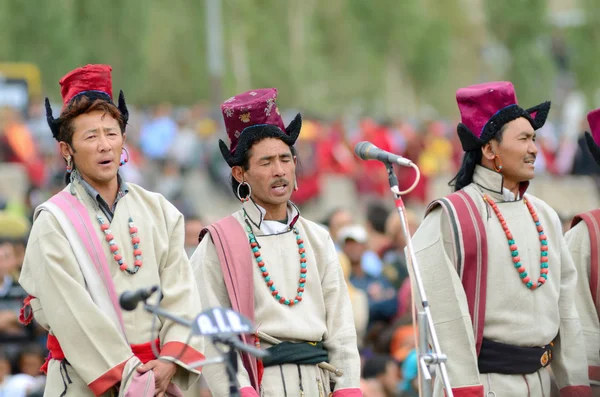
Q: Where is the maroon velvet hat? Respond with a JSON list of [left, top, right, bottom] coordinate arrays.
[[456, 81, 550, 151], [219, 88, 301, 167], [45, 64, 129, 141], [584, 108, 600, 165]]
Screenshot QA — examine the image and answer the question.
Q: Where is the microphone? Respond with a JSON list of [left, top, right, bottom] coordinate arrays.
[[354, 141, 414, 167], [120, 286, 159, 311]]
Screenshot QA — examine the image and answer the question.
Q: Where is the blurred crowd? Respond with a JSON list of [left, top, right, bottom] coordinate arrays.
[[1, 99, 600, 396]]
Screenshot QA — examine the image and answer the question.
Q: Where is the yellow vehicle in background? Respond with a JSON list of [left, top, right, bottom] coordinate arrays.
[[0, 63, 41, 118]]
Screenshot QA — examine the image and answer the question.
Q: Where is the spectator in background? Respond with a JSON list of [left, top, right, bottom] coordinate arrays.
[[362, 202, 389, 277], [339, 225, 395, 306], [339, 252, 369, 347], [362, 355, 401, 397], [184, 215, 204, 257], [139, 103, 178, 161], [399, 350, 419, 397], [322, 207, 353, 249], [0, 211, 33, 362]]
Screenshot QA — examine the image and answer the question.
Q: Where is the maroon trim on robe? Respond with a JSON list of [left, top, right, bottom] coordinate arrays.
[[444, 385, 484, 397], [559, 385, 593, 397], [426, 190, 488, 356], [571, 209, 600, 321]]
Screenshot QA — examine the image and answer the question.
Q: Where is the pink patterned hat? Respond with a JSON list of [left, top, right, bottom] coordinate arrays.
[[456, 81, 550, 151], [584, 108, 600, 165], [218, 88, 301, 167]]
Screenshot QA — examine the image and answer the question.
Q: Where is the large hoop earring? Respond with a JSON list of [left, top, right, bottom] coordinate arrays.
[[120, 147, 130, 166], [493, 154, 503, 172], [294, 179, 299, 191], [236, 181, 252, 202], [66, 156, 73, 173]]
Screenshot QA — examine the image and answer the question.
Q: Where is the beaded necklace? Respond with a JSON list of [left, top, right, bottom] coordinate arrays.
[[244, 218, 306, 306], [483, 194, 549, 290]]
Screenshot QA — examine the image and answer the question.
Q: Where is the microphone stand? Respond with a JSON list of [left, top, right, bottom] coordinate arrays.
[[384, 162, 453, 397], [141, 300, 265, 397]]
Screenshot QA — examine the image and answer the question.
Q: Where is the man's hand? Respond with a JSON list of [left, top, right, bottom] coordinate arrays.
[[136, 359, 177, 396]]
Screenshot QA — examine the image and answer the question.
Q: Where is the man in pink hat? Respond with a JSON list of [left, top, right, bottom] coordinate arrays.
[[191, 89, 361, 396], [410, 81, 591, 396], [18, 65, 204, 396], [565, 108, 600, 391]]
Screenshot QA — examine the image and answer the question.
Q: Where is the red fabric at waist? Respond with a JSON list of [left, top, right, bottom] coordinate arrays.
[[41, 334, 160, 374]]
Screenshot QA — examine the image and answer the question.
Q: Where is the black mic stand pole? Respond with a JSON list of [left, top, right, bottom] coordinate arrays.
[[384, 161, 453, 397]]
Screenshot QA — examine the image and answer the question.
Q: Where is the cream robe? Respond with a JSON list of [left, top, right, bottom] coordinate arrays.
[[19, 181, 203, 396], [191, 200, 361, 397], [411, 165, 590, 396], [564, 220, 600, 385]]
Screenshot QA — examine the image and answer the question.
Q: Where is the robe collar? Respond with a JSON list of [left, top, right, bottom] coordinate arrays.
[[241, 198, 301, 235], [472, 164, 530, 202]]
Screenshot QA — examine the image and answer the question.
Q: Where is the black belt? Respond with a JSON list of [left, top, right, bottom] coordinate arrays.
[[262, 341, 328, 367], [478, 338, 553, 375]]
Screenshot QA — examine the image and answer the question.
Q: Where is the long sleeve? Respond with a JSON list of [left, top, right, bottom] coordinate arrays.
[[19, 212, 135, 396], [190, 236, 254, 396], [552, 231, 594, 394], [157, 204, 204, 389], [565, 222, 600, 386], [321, 236, 361, 395], [410, 208, 483, 397]]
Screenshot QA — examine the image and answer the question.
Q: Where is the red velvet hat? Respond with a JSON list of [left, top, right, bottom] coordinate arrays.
[[456, 81, 550, 151], [219, 88, 301, 167], [584, 108, 600, 165], [46, 64, 129, 141]]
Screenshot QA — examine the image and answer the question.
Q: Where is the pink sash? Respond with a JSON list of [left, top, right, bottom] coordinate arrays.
[[425, 190, 488, 356], [200, 216, 259, 391], [571, 209, 600, 322]]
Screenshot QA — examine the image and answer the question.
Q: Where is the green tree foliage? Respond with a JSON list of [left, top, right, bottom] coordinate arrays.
[[483, 0, 556, 106]]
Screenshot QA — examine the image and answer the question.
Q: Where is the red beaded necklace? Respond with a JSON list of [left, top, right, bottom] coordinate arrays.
[[97, 215, 143, 275], [245, 222, 306, 306], [483, 194, 549, 290]]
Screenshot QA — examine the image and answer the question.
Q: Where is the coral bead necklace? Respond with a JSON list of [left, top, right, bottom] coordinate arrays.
[[244, 220, 306, 306], [97, 216, 143, 275], [483, 194, 549, 290]]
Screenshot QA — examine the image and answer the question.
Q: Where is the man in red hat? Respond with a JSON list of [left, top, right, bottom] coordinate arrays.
[[18, 64, 204, 396], [565, 108, 600, 391], [191, 88, 361, 397], [410, 81, 591, 396]]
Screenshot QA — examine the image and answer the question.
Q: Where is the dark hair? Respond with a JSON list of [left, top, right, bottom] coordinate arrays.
[[449, 124, 507, 191], [230, 133, 297, 199], [367, 202, 389, 234], [362, 355, 395, 379]]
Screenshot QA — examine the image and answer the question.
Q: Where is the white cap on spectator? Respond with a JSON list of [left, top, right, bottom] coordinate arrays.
[[338, 224, 368, 244]]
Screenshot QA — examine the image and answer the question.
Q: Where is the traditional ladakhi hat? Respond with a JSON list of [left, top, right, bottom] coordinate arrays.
[[584, 108, 600, 165], [45, 64, 129, 141], [455, 81, 551, 151], [218, 88, 302, 167]]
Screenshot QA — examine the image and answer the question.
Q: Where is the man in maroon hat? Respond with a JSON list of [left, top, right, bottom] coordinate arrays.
[[18, 64, 204, 396], [410, 81, 591, 396], [565, 108, 600, 391], [191, 88, 361, 397]]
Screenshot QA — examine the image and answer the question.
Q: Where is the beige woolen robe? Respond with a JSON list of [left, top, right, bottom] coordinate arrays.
[[411, 165, 590, 397], [191, 200, 361, 397], [19, 180, 203, 396], [564, 220, 600, 386]]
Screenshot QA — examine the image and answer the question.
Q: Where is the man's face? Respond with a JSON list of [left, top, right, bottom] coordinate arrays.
[[20, 353, 43, 377], [490, 117, 538, 183], [329, 210, 353, 242], [61, 110, 124, 187], [235, 138, 297, 211], [0, 242, 17, 274], [342, 239, 366, 263]]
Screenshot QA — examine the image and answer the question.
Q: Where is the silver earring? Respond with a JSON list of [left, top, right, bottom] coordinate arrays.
[[236, 181, 252, 202]]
